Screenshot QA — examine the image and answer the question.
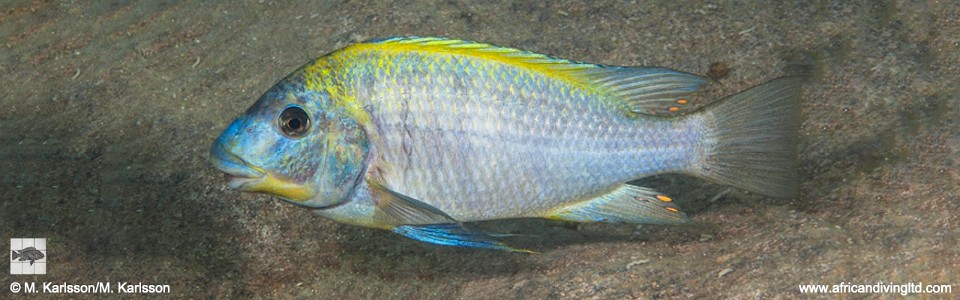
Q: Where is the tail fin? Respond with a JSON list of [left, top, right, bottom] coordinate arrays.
[[12, 250, 20, 260], [695, 77, 802, 198]]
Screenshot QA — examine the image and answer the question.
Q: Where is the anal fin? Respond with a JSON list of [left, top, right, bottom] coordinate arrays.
[[546, 184, 689, 224]]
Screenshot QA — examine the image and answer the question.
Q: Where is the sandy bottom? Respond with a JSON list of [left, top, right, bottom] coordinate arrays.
[[1, 1, 958, 298]]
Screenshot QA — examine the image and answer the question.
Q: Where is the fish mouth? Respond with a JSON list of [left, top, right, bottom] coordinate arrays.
[[210, 142, 315, 202], [210, 141, 266, 190]]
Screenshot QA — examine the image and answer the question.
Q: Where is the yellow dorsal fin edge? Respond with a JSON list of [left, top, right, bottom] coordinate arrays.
[[344, 36, 599, 88]]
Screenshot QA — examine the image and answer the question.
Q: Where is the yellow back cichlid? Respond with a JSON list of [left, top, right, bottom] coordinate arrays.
[[210, 36, 801, 252]]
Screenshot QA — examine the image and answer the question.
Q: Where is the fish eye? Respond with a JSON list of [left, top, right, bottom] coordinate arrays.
[[278, 106, 311, 138]]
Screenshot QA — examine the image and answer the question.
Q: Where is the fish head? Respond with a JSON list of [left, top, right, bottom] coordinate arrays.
[[210, 73, 370, 208]]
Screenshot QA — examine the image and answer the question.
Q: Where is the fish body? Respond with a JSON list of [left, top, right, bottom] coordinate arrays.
[[211, 37, 801, 251], [12, 247, 44, 265]]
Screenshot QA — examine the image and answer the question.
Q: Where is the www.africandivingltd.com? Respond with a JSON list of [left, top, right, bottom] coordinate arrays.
[[799, 281, 952, 295]]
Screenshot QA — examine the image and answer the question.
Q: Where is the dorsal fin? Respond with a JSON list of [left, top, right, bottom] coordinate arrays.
[[360, 36, 597, 73], [577, 66, 707, 115], [355, 36, 707, 115]]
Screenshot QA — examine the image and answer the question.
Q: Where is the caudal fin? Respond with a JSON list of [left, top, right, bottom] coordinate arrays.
[[696, 77, 802, 198]]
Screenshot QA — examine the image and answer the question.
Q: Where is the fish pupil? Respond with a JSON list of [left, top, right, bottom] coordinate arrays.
[[287, 118, 301, 130], [278, 106, 310, 138]]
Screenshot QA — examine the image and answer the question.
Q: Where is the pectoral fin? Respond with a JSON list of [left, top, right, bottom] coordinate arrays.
[[546, 184, 690, 224], [368, 181, 456, 225], [368, 181, 533, 252]]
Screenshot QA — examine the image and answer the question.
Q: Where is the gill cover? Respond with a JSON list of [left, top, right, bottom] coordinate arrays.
[[308, 107, 370, 208], [278, 68, 370, 209]]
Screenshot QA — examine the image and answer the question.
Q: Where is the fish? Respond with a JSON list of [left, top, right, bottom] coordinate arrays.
[[210, 36, 801, 252], [12, 247, 44, 265]]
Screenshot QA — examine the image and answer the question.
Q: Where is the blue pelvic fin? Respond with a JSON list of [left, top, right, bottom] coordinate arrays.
[[546, 184, 690, 224], [367, 181, 535, 252], [393, 224, 536, 253], [577, 66, 708, 115]]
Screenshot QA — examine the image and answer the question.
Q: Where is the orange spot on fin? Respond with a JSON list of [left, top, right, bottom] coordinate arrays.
[[668, 106, 680, 112], [656, 195, 672, 202], [665, 207, 680, 213], [676, 99, 688, 105]]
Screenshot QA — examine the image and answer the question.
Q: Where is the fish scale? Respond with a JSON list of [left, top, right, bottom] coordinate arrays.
[[211, 37, 801, 251], [332, 48, 698, 220]]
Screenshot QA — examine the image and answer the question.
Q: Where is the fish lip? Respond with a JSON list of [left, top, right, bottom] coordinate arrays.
[[210, 141, 316, 202], [226, 176, 261, 190], [210, 142, 265, 190]]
